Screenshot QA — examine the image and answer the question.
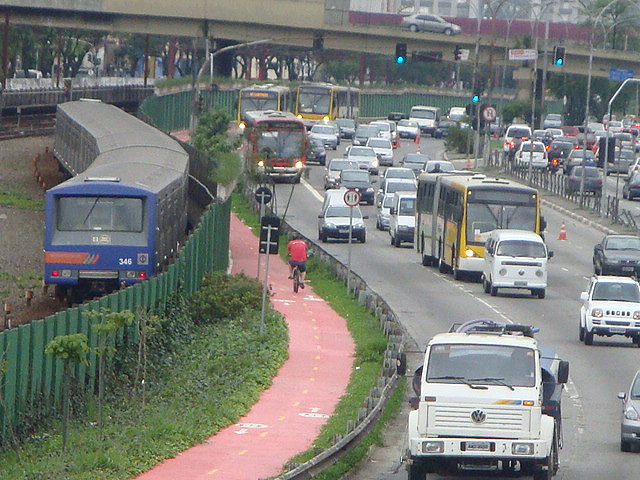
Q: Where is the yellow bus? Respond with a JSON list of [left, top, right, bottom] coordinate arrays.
[[415, 172, 543, 280], [237, 84, 291, 125], [294, 82, 360, 128]]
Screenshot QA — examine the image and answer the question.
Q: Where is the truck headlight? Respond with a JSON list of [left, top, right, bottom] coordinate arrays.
[[634, 311, 640, 320], [512, 443, 534, 455], [591, 308, 603, 318], [422, 441, 444, 453], [499, 268, 507, 276], [536, 269, 544, 277]]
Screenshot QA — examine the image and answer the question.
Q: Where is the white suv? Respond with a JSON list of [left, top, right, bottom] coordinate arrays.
[[579, 275, 640, 346]]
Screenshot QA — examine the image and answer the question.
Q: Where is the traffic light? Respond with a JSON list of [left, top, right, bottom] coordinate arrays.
[[553, 46, 565, 66], [454, 45, 462, 61], [395, 43, 407, 64], [471, 92, 480, 103]]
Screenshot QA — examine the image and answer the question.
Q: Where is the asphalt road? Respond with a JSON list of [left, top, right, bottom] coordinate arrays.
[[267, 136, 640, 479]]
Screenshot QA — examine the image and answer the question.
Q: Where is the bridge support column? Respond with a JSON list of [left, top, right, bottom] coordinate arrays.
[[512, 66, 534, 101], [258, 52, 266, 81], [168, 38, 177, 78]]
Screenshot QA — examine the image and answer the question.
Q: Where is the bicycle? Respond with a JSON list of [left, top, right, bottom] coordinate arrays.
[[292, 265, 303, 293]]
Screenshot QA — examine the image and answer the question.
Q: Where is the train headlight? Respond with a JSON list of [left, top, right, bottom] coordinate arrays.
[[295, 160, 304, 169]]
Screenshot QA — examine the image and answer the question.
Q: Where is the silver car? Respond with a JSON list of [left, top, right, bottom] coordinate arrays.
[[310, 124, 340, 150], [324, 159, 358, 190], [376, 193, 395, 231], [618, 369, 640, 452], [345, 145, 379, 175], [401, 13, 461, 35]]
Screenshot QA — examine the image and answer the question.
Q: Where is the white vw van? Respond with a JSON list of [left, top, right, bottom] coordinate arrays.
[[409, 106, 441, 136], [482, 229, 553, 299]]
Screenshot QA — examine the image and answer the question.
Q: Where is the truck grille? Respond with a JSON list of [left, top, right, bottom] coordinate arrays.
[[432, 405, 526, 432]]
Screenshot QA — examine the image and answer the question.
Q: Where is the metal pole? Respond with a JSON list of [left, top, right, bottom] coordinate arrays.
[[582, 27, 596, 201], [1, 12, 8, 91], [474, 106, 481, 168], [347, 205, 354, 294], [603, 78, 640, 217], [190, 38, 270, 135], [257, 199, 265, 277], [259, 226, 272, 335], [540, 21, 550, 111]]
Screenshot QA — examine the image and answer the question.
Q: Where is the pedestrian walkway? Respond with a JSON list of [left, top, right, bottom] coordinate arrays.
[[134, 213, 355, 480]]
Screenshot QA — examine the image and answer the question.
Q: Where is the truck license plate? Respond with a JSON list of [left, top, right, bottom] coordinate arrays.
[[609, 327, 626, 334], [514, 281, 527, 286], [465, 441, 491, 451], [622, 266, 634, 272]]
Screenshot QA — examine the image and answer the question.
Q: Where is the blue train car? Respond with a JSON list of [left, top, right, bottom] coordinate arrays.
[[45, 100, 189, 302]]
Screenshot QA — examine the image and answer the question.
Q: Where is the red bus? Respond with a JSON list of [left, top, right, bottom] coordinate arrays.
[[244, 110, 307, 183]]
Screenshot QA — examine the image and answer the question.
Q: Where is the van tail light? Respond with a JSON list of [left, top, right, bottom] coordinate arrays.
[[551, 158, 558, 164], [545, 144, 550, 150], [510, 140, 515, 148]]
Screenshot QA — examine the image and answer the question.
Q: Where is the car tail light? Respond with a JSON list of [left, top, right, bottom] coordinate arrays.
[[545, 145, 549, 150], [551, 158, 558, 164], [510, 140, 515, 148]]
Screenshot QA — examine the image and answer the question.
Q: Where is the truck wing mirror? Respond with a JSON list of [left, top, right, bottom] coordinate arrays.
[[540, 216, 547, 231], [580, 292, 589, 301], [557, 360, 569, 384], [409, 396, 420, 410], [548, 251, 554, 258], [618, 391, 627, 400], [390, 207, 396, 215]]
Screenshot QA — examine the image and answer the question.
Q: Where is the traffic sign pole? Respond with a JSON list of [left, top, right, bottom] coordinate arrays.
[[259, 225, 273, 335], [255, 187, 273, 277], [347, 205, 354, 294]]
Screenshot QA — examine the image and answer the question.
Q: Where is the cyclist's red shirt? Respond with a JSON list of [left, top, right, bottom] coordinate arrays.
[[288, 239, 308, 262]]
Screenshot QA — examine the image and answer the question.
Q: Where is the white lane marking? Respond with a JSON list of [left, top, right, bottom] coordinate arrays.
[[301, 177, 324, 202], [436, 273, 514, 325], [561, 267, 569, 272]]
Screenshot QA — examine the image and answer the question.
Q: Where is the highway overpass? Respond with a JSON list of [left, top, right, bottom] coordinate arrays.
[[1, 0, 639, 83]]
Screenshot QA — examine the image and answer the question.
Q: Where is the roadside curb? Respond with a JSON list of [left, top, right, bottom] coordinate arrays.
[[540, 198, 619, 235]]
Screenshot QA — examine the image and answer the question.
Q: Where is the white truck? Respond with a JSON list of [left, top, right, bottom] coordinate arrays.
[[406, 320, 568, 480]]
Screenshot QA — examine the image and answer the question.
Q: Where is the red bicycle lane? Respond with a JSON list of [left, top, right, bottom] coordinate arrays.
[[133, 212, 355, 480]]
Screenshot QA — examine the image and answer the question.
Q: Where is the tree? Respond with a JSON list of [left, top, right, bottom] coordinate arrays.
[[44, 333, 90, 451], [86, 308, 134, 439], [194, 108, 243, 185]]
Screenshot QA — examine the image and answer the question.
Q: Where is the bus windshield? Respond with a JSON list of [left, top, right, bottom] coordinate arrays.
[[298, 88, 330, 114], [240, 92, 278, 117], [255, 128, 304, 159], [466, 203, 536, 244], [57, 196, 143, 232]]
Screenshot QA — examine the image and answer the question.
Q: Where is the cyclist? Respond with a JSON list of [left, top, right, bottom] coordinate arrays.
[[287, 234, 308, 288]]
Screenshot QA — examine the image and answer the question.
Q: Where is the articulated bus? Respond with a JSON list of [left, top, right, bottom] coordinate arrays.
[[294, 83, 360, 128], [237, 84, 291, 125], [243, 110, 307, 183], [415, 172, 543, 279]]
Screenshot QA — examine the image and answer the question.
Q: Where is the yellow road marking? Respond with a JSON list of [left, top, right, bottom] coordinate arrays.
[[207, 468, 219, 475], [292, 401, 300, 406], [260, 432, 268, 437], [302, 389, 308, 394], [238, 450, 248, 455]]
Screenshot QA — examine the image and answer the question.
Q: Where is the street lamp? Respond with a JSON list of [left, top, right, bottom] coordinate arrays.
[[189, 39, 271, 133], [582, 0, 635, 200]]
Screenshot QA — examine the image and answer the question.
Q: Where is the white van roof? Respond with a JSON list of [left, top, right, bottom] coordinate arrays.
[[489, 229, 543, 242]]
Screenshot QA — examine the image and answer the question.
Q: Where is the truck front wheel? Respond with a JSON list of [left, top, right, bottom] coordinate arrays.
[[407, 461, 427, 480], [533, 431, 558, 480]]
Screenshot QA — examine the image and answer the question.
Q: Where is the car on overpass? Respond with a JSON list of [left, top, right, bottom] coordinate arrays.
[[401, 13, 461, 35]]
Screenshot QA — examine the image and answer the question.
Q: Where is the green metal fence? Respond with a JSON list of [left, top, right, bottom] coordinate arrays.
[[0, 199, 230, 445], [141, 89, 238, 131], [360, 91, 563, 118]]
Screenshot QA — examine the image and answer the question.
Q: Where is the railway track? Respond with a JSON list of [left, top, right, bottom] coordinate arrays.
[[0, 113, 56, 140]]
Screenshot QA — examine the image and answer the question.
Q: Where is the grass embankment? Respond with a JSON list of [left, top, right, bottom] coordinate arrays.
[[0, 190, 404, 480], [0, 183, 43, 209], [232, 191, 405, 478]]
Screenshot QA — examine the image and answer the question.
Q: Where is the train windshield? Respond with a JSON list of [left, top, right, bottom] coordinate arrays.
[[57, 196, 143, 232]]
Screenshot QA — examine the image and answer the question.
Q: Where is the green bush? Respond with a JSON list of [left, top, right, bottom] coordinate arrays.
[[190, 272, 264, 323], [445, 126, 474, 155]]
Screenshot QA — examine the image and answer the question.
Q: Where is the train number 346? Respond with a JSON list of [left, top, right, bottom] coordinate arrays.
[[119, 258, 133, 265]]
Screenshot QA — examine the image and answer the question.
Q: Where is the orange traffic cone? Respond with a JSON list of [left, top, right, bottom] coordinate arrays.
[[414, 133, 420, 145], [558, 221, 567, 241]]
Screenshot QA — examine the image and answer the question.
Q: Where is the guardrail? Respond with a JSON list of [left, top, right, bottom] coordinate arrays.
[[490, 149, 638, 231], [5, 76, 154, 91]]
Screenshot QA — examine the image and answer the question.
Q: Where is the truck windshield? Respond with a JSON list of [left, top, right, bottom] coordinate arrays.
[[426, 344, 536, 388]]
